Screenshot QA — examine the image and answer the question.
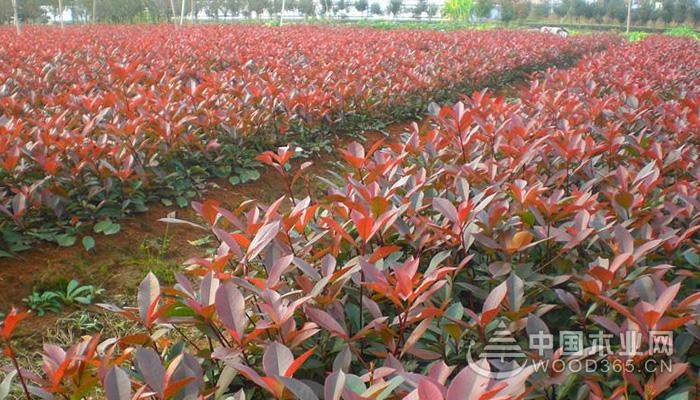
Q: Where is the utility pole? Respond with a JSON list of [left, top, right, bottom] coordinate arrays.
[[58, 0, 64, 28], [626, 0, 632, 34], [11, 0, 20, 35], [170, 0, 176, 22], [280, 0, 286, 25]]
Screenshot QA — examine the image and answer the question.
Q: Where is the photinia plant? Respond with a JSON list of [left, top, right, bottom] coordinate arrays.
[[1, 34, 698, 400]]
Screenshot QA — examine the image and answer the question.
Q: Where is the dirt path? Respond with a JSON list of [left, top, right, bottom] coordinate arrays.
[[0, 122, 410, 346]]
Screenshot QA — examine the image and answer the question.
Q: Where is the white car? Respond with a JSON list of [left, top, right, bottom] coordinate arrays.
[[540, 26, 570, 38]]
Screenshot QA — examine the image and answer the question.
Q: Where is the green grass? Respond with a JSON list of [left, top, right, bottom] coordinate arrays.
[[347, 19, 500, 31], [624, 31, 651, 42], [665, 26, 700, 40], [622, 26, 700, 42]]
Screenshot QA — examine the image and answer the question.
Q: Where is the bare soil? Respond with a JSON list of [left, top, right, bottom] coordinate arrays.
[[0, 124, 403, 350]]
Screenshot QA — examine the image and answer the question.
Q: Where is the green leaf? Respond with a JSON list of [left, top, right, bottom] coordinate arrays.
[[66, 280, 79, 293], [556, 374, 578, 399], [521, 210, 536, 226], [0, 250, 15, 258], [664, 392, 689, 400], [73, 296, 93, 305], [445, 302, 464, 320], [94, 220, 112, 233], [243, 169, 260, 182], [56, 234, 77, 247], [376, 376, 404, 400], [345, 374, 365, 394], [176, 196, 188, 208], [682, 249, 699, 267], [103, 223, 121, 235], [82, 236, 96, 251], [161, 198, 173, 207]]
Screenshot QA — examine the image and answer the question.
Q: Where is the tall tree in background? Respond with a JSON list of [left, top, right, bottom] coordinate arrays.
[[501, 0, 529, 22], [474, 0, 492, 18], [387, 0, 402, 16], [224, 0, 241, 16], [443, 0, 473, 21], [297, 0, 314, 17], [0, 0, 13, 24], [414, 0, 427, 18], [427, 1, 438, 18], [4, 0, 46, 23], [369, 1, 381, 15], [204, 0, 221, 19], [355, 0, 367, 16], [333, 0, 346, 13], [319, 0, 331, 16], [247, 0, 270, 17]]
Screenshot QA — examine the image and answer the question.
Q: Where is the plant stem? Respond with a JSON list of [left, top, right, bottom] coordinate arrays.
[[7, 343, 32, 400]]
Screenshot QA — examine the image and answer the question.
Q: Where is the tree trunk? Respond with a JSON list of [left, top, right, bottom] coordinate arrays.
[[58, 0, 64, 28], [170, 0, 176, 22], [11, 0, 20, 34], [180, 0, 186, 25], [92, 0, 97, 23]]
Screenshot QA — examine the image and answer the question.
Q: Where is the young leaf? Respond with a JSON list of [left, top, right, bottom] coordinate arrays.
[[104, 366, 131, 400], [137, 272, 160, 325], [215, 282, 246, 336], [246, 220, 280, 261], [481, 280, 507, 326], [135, 348, 165, 397], [324, 370, 346, 400], [262, 342, 294, 377]]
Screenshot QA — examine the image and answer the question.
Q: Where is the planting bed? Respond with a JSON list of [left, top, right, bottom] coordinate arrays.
[[0, 25, 614, 255], [0, 25, 698, 400]]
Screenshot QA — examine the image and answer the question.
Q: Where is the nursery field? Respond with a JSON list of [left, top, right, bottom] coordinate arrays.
[[0, 24, 699, 400]]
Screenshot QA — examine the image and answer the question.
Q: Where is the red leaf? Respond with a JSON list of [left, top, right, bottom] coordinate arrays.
[[284, 347, 315, 377], [1, 308, 31, 341], [481, 280, 507, 326]]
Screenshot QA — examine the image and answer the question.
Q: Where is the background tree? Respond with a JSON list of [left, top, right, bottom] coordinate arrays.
[[222, 0, 242, 16], [474, 0, 492, 18], [369, 1, 382, 15], [297, 0, 314, 17], [5, 0, 46, 22], [443, 0, 472, 20], [501, 0, 529, 22], [0, 0, 14, 23], [141, 0, 174, 22], [318, 0, 331, 16], [413, 0, 427, 18], [387, 0, 401, 16], [530, 2, 549, 19], [355, 0, 367, 15], [204, 0, 222, 18], [247, 0, 269, 17], [427, 1, 438, 18], [333, 0, 346, 13]]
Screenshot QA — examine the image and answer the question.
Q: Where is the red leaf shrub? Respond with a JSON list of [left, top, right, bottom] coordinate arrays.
[[2, 34, 698, 399], [0, 25, 617, 251]]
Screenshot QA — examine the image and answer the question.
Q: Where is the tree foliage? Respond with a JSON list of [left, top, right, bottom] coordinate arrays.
[[443, 0, 473, 21]]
